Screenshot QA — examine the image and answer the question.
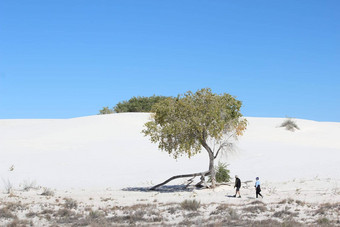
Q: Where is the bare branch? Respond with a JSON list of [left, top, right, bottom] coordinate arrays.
[[149, 171, 210, 190]]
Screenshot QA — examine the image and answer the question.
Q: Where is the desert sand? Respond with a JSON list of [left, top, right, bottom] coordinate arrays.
[[0, 113, 339, 226]]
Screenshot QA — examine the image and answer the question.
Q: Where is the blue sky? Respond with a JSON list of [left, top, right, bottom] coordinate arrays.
[[0, 1, 339, 121]]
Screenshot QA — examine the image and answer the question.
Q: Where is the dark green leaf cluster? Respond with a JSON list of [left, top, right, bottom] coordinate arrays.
[[215, 162, 231, 183], [98, 106, 114, 115], [114, 95, 169, 113], [98, 95, 169, 114]]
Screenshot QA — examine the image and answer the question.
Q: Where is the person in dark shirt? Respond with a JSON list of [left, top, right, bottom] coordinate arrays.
[[233, 175, 241, 198]]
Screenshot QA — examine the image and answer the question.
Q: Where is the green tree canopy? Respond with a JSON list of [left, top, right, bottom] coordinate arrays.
[[143, 88, 247, 189], [98, 95, 169, 114], [98, 106, 114, 115]]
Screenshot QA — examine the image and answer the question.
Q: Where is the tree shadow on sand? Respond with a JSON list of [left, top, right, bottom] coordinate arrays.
[[122, 185, 201, 193]]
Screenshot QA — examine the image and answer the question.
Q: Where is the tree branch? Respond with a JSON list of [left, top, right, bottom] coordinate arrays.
[[213, 132, 235, 159], [149, 171, 210, 190], [214, 142, 226, 159]]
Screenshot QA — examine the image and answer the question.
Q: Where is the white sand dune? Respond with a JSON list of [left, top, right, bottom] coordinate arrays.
[[1, 113, 339, 190]]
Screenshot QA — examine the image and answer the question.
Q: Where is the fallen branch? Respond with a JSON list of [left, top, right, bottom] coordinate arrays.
[[195, 173, 210, 188], [149, 171, 210, 191]]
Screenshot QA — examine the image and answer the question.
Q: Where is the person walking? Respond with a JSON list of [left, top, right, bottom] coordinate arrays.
[[255, 177, 263, 198], [233, 175, 241, 198]]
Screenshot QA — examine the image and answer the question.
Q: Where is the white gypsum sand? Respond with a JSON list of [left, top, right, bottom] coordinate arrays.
[[0, 113, 340, 226]]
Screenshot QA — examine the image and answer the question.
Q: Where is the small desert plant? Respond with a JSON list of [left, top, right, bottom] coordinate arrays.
[[180, 199, 200, 211], [7, 218, 31, 227], [2, 178, 13, 194], [57, 208, 75, 217], [0, 207, 15, 218], [41, 187, 54, 196], [21, 179, 37, 191], [280, 118, 300, 132], [243, 205, 267, 213], [249, 200, 265, 205], [273, 206, 297, 218], [167, 206, 177, 214], [25, 211, 38, 218], [279, 198, 294, 204], [227, 208, 240, 220], [4, 202, 25, 212], [63, 198, 78, 209], [215, 162, 231, 183], [295, 200, 306, 206], [317, 217, 330, 225], [88, 209, 105, 219]]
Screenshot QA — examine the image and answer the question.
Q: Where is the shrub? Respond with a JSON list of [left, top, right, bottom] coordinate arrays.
[[113, 95, 170, 113], [57, 208, 74, 217], [227, 208, 239, 220], [41, 187, 54, 196], [280, 118, 300, 132], [63, 198, 78, 209], [215, 162, 231, 183], [21, 179, 37, 191], [208, 162, 231, 183], [317, 217, 330, 225], [0, 207, 15, 218], [2, 178, 13, 194], [98, 106, 114, 115], [243, 205, 267, 213], [180, 199, 200, 211]]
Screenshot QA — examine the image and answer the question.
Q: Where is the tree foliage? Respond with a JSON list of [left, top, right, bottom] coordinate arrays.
[[114, 95, 169, 113], [98, 95, 169, 114], [98, 106, 114, 115], [143, 88, 247, 188]]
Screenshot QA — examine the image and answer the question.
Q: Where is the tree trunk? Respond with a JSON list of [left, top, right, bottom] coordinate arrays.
[[149, 171, 210, 190], [201, 140, 216, 188], [149, 139, 216, 190], [208, 151, 216, 188]]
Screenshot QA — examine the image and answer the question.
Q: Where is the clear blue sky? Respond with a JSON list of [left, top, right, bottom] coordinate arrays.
[[0, 1, 339, 121]]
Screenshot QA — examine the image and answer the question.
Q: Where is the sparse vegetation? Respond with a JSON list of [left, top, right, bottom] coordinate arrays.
[[99, 95, 170, 114], [98, 106, 114, 115], [214, 162, 231, 183], [41, 187, 55, 196], [0, 187, 340, 226], [63, 198, 78, 209], [180, 199, 200, 211], [273, 206, 297, 218], [2, 178, 13, 194], [21, 179, 37, 191], [317, 217, 330, 225], [0, 207, 15, 219], [243, 204, 267, 213], [280, 117, 300, 132]]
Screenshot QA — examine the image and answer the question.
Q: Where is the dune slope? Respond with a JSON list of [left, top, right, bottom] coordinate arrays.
[[1, 113, 339, 189]]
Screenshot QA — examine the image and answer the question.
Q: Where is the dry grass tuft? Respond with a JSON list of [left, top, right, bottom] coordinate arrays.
[[0, 207, 15, 219], [180, 199, 200, 211], [63, 198, 78, 209], [41, 187, 54, 196], [243, 205, 267, 214]]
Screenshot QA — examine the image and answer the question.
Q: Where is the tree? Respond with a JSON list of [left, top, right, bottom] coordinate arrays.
[[98, 106, 114, 115], [114, 95, 169, 113], [142, 88, 247, 190]]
